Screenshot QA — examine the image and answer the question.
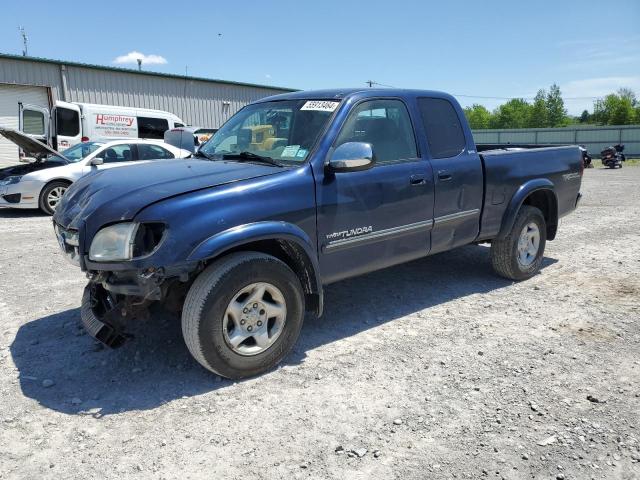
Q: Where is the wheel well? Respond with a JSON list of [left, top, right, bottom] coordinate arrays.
[[40, 178, 72, 196], [522, 189, 558, 240], [207, 239, 320, 314]]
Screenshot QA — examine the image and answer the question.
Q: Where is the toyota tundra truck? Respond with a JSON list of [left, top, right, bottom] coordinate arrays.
[[53, 89, 583, 379]]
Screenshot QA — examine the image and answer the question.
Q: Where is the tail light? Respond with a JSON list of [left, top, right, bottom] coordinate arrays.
[[81, 136, 90, 142]]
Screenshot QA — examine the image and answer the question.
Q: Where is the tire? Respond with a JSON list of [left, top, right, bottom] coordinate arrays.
[[39, 180, 71, 215], [490, 205, 547, 281], [181, 252, 305, 379]]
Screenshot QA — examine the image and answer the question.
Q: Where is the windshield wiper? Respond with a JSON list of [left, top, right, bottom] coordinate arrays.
[[192, 149, 215, 161], [223, 151, 283, 167]]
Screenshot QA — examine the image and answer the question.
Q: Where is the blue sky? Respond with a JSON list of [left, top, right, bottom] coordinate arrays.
[[2, 0, 639, 114]]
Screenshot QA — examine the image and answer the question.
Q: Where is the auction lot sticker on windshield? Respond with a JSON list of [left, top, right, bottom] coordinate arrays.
[[300, 101, 340, 112]]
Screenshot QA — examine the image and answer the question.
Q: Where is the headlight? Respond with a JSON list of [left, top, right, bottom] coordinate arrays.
[[0, 176, 22, 186], [89, 223, 138, 261], [89, 222, 165, 262]]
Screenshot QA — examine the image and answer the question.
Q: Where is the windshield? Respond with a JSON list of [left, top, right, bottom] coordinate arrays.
[[200, 100, 339, 164], [60, 142, 103, 162]]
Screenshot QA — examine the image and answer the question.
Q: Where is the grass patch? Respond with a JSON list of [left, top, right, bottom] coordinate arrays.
[[591, 158, 639, 168]]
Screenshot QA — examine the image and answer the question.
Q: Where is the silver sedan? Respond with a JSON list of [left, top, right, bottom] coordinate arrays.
[[0, 133, 190, 215]]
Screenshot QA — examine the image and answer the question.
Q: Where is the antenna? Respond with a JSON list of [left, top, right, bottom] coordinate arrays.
[[137, 58, 142, 71], [18, 26, 28, 56]]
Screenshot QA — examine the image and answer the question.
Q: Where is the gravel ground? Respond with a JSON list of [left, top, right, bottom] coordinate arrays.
[[0, 167, 639, 480]]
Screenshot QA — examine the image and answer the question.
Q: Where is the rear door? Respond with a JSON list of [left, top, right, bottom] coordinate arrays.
[[316, 98, 435, 283], [416, 97, 483, 253], [19, 103, 49, 162]]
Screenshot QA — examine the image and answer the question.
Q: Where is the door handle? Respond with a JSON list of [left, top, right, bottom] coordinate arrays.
[[438, 170, 452, 181], [410, 174, 426, 186]]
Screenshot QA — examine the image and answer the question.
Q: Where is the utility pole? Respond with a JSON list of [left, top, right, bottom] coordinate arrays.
[[137, 58, 142, 71], [366, 80, 374, 88], [19, 26, 28, 56]]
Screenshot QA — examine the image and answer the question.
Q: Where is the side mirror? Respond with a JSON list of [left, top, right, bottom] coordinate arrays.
[[328, 142, 374, 173], [90, 157, 104, 166]]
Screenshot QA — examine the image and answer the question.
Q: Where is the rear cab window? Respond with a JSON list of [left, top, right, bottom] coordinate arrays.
[[417, 98, 466, 159]]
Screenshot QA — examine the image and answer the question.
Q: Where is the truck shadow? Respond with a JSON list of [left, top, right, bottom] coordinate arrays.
[[11, 245, 557, 416], [0, 208, 48, 218]]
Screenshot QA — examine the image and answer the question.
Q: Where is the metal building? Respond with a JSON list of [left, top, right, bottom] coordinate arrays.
[[0, 53, 294, 163]]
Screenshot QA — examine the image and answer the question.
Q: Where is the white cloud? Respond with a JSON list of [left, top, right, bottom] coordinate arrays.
[[560, 76, 640, 114], [113, 51, 167, 65]]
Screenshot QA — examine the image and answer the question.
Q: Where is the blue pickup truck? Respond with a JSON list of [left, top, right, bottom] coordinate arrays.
[[53, 89, 583, 378]]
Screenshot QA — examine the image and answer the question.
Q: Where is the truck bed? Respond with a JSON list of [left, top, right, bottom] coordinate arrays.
[[477, 145, 583, 241]]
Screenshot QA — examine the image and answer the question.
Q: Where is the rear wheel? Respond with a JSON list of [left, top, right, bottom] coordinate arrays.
[[39, 180, 71, 215], [181, 252, 305, 379], [490, 205, 546, 281]]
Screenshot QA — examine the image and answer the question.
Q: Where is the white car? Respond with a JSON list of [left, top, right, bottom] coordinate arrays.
[[0, 129, 191, 215]]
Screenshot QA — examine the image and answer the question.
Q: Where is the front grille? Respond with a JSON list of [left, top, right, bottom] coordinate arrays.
[[54, 223, 81, 266]]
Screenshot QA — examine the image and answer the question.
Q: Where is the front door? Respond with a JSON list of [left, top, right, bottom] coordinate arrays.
[[416, 97, 484, 254], [316, 98, 434, 284]]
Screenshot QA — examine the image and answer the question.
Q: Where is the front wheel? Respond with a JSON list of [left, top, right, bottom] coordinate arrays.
[[181, 252, 305, 379], [39, 180, 70, 215], [490, 205, 547, 281]]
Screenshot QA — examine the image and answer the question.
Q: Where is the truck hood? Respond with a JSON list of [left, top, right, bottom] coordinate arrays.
[[53, 158, 285, 234]]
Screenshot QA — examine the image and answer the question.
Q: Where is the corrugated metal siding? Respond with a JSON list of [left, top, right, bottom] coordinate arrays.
[[0, 56, 291, 129], [0, 58, 62, 101], [64, 66, 283, 128]]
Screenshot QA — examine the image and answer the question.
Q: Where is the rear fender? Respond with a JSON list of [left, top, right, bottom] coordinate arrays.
[[498, 179, 557, 239]]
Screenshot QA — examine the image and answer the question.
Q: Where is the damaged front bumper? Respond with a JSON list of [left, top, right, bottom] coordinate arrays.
[[81, 262, 199, 348]]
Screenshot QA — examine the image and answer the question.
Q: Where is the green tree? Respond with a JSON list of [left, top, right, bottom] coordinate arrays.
[[527, 89, 548, 127], [490, 99, 531, 129], [579, 110, 590, 123], [593, 89, 636, 125], [463, 104, 492, 129], [545, 84, 568, 127]]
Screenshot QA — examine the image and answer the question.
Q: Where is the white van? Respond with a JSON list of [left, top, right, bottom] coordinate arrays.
[[19, 101, 185, 153]]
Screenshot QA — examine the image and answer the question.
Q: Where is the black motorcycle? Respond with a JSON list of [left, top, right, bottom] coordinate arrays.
[[600, 144, 625, 169], [579, 146, 593, 168]]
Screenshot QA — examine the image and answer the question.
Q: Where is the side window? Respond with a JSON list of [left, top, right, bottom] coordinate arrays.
[[417, 98, 466, 159], [137, 117, 169, 139], [101, 144, 134, 163], [22, 110, 46, 136], [56, 108, 80, 136], [138, 144, 175, 160], [334, 99, 417, 163]]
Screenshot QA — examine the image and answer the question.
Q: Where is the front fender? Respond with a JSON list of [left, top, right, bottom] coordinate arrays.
[[188, 221, 322, 309], [498, 179, 556, 239]]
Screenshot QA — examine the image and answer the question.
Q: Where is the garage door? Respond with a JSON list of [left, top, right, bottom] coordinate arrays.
[[0, 84, 50, 167]]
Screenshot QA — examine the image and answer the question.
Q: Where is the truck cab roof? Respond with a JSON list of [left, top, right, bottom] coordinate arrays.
[[258, 88, 457, 103]]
